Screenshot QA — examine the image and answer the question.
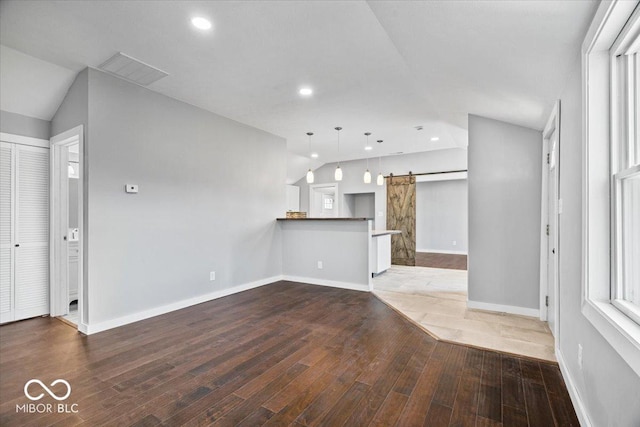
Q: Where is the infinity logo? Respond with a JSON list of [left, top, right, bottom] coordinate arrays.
[[24, 379, 71, 401]]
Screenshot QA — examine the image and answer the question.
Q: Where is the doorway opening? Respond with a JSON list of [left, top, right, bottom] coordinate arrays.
[[50, 125, 84, 329], [309, 183, 339, 218], [540, 101, 561, 343]]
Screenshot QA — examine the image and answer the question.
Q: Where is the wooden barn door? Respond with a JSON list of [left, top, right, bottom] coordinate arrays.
[[386, 175, 416, 266]]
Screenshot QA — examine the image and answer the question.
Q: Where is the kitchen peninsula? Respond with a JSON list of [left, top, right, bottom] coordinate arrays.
[[277, 218, 399, 291]]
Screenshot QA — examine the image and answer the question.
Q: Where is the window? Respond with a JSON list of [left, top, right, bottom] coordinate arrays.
[[583, 0, 640, 377], [323, 197, 333, 210], [612, 10, 640, 325]]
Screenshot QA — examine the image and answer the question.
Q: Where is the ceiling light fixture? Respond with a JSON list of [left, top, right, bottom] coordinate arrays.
[[191, 17, 212, 30], [311, 152, 319, 159], [299, 87, 313, 96], [363, 132, 372, 184], [431, 136, 440, 142], [334, 127, 343, 181], [306, 132, 314, 184], [364, 146, 373, 151], [377, 140, 384, 186]]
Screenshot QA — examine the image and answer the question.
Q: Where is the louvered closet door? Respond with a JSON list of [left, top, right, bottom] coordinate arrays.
[[14, 144, 49, 320], [0, 143, 14, 323]]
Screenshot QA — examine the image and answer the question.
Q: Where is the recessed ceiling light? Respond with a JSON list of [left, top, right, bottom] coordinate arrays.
[[364, 146, 373, 151], [311, 152, 319, 158], [430, 136, 440, 142], [191, 17, 212, 30], [299, 87, 313, 96]]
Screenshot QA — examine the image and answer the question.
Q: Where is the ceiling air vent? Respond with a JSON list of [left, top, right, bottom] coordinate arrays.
[[98, 52, 168, 86]]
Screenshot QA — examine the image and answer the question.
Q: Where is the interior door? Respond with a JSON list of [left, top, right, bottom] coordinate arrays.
[[0, 143, 14, 323], [387, 175, 416, 266], [15, 144, 50, 320], [547, 130, 558, 336]]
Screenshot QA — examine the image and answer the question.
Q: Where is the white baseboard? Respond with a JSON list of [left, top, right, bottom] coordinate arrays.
[[82, 276, 280, 335], [282, 275, 369, 292], [416, 248, 468, 255], [467, 300, 539, 317], [556, 348, 592, 427]]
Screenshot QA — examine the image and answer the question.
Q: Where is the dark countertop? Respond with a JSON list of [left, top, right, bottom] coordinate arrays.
[[277, 217, 370, 221]]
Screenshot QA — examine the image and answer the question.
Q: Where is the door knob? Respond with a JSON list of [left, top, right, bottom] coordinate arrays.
[[63, 236, 67, 241], [14, 244, 19, 247]]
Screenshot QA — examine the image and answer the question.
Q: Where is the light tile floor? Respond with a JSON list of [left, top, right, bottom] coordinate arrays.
[[373, 265, 556, 361]]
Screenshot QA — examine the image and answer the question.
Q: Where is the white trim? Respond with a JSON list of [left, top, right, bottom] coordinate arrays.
[[467, 300, 540, 318], [282, 275, 369, 293], [582, 0, 640, 377], [50, 125, 84, 328], [308, 183, 340, 218], [415, 171, 467, 183], [0, 132, 49, 148], [80, 276, 281, 335], [583, 299, 640, 375], [556, 348, 593, 427], [415, 248, 467, 255]]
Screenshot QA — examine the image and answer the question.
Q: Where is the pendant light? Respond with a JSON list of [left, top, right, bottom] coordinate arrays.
[[306, 132, 314, 184], [363, 132, 372, 184], [377, 140, 384, 186], [334, 127, 343, 181]]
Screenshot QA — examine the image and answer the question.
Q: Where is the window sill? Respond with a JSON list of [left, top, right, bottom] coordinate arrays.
[[582, 298, 640, 376]]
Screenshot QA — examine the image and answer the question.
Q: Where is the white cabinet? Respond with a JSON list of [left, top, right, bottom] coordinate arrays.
[[286, 185, 300, 212], [0, 141, 50, 323], [371, 234, 392, 275]]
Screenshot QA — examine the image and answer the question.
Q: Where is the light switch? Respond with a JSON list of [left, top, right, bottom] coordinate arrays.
[[125, 184, 139, 193]]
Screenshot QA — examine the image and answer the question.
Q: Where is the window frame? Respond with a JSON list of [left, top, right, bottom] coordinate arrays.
[[611, 16, 640, 325], [582, 0, 640, 377]]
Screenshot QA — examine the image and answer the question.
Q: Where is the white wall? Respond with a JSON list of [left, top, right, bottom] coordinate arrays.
[[1, 110, 50, 139], [468, 115, 542, 311], [51, 69, 89, 321], [416, 179, 468, 253], [53, 68, 286, 327], [555, 60, 640, 426], [354, 193, 375, 218], [296, 148, 467, 229]]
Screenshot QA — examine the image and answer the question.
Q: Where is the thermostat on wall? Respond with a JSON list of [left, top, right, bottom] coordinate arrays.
[[125, 184, 139, 193]]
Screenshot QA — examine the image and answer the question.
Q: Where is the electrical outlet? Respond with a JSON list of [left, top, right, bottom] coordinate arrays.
[[125, 184, 138, 193], [210, 271, 216, 281], [578, 344, 583, 369], [452, 240, 457, 246], [317, 261, 323, 269]]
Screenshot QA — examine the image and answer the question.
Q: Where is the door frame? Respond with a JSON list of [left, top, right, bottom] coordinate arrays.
[[539, 101, 560, 340], [0, 133, 50, 324], [309, 183, 340, 218], [50, 125, 84, 329]]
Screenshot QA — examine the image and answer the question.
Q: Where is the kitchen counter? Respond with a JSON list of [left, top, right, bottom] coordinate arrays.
[[277, 217, 369, 221], [372, 230, 402, 237]]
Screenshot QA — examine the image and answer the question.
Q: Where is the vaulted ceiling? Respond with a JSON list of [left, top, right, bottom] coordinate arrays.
[[0, 0, 597, 164]]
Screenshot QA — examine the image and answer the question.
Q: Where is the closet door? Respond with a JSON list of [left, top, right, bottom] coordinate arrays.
[[0, 143, 14, 323], [14, 144, 49, 320], [0, 142, 49, 323]]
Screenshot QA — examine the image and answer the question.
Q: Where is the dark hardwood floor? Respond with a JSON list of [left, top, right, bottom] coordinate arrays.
[[0, 281, 577, 426], [415, 252, 468, 270]]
